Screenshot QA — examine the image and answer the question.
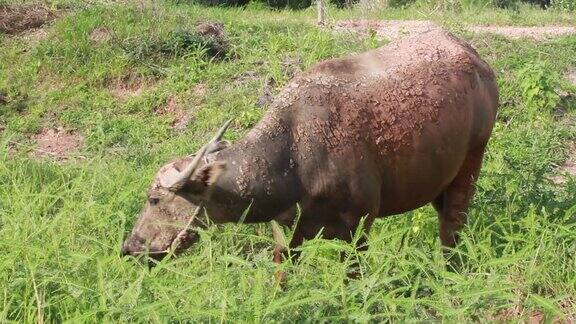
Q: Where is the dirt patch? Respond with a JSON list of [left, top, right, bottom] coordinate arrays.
[[470, 26, 576, 40], [528, 311, 544, 324], [195, 21, 229, 58], [107, 74, 154, 100], [334, 20, 576, 41], [21, 28, 49, 42], [0, 5, 56, 35], [192, 83, 207, 97], [89, 27, 111, 44], [566, 69, 576, 86], [490, 296, 575, 322], [490, 304, 525, 322], [550, 141, 576, 184], [185, 83, 208, 108], [32, 127, 84, 161], [559, 143, 576, 177], [334, 20, 440, 40], [196, 21, 224, 39], [154, 96, 191, 132]]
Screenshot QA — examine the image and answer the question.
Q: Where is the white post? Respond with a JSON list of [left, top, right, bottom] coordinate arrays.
[[317, 0, 326, 25]]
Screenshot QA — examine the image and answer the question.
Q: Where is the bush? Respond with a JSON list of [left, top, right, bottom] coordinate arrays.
[[551, 0, 576, 10], [121, 25, 229, 62], [518, 62, 560, 117], [262, 0, 312, 9]]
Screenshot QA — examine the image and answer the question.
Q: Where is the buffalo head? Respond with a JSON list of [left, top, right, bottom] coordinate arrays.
[[121, 120, 232, 262]]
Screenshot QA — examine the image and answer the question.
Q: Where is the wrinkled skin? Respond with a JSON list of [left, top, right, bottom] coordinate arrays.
[[122, 30, 499, 267]]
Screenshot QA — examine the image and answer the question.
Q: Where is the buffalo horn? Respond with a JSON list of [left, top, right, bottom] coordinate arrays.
[[165, 119, 232, 190]]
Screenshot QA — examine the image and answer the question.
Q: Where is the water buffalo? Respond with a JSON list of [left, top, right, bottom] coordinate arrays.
[[121, 29, 499, 266]]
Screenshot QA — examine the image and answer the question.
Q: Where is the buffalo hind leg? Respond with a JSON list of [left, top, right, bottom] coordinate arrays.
[[433, 145, 486, 249]]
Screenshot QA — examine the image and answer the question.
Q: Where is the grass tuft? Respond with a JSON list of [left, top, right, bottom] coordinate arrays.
[[0, 1, 575, 322]]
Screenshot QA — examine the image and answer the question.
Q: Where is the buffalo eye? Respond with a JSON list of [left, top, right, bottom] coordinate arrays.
[[149, 197, 160, 205]]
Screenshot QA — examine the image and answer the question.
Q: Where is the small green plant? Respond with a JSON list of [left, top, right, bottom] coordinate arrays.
[[518, 62, 560, 117], [121, 28, 228, 62], [366, 28, 379, 49], [551, 0, 576, 10]]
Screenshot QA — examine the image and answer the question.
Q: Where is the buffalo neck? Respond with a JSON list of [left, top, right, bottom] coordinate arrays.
[[201, 115, 302, 224]]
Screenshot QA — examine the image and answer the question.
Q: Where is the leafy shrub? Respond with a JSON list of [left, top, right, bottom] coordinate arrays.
[[518, 62, 560, 116], [551, 0, 576, 10], [121, 27, 229, 62]]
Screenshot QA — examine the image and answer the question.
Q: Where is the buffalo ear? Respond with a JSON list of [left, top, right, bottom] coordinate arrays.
[[190, 161, 227, 192]]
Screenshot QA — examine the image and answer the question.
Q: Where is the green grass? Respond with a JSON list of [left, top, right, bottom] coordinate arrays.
[[1, 1, 575, 322]]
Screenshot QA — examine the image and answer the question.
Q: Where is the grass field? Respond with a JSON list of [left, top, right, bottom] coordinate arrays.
[[1, 1, 575, 322]]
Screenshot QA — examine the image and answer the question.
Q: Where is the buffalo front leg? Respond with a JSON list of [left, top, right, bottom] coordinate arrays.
[[270, 217, 309, 286], [433, 146, 486, 248], [271, 220, 289, 285]]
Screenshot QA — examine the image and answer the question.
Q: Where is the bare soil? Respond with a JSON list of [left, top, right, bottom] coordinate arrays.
[[154, 96, 191, 132], [89, 27, 111, 44], [196, 21, 225, 39], [334, 20, 576, 41], [32, 127, 84, 161], [550, 141, 576, 184], [470, 25, 576, 40], [192, 83, 207, 98], [334, 20, 439, 40], [107, 73, 153, 100], [559, 142, 576, 176], [195, 21, 229, 58], [0, 5, 56, 35], [566, 69, 576, 86], [22, 28, 49, 42]]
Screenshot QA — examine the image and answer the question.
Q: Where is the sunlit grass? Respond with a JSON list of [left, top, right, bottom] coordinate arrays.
[[0, 1, 575, 322]]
